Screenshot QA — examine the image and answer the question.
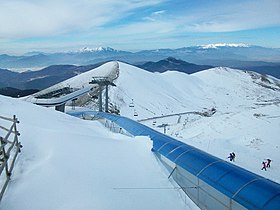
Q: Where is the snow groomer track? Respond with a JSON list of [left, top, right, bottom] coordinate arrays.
[[70, 111, 280, 210]]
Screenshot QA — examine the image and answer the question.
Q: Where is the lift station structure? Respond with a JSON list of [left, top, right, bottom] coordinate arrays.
[[89, 77, 116, 112]]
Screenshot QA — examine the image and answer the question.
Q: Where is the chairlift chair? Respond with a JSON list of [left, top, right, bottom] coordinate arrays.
[[134, 110, 138, 117], [129, 99, 135, 107]]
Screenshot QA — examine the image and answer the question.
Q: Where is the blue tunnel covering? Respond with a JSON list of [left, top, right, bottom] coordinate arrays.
[[69, 111, 280, 210]]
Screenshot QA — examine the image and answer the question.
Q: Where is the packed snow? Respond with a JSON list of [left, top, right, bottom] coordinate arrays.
[[0, 61, 279, 209], [0, 96, 194, 210]]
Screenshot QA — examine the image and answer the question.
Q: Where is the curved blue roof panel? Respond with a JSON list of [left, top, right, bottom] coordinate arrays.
[[175, 149, 220, 175], [157, 140, 184, 156], [262, 193, 280, 209], [166, 144, 195, 161], [68, 111, 280, 210], [234, 179, 280, 209]]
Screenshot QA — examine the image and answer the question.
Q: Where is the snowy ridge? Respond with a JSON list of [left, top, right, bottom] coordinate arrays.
[[78, 46, 118, 53], [25, 61, 119, 101], [200, 43, 250, 49]]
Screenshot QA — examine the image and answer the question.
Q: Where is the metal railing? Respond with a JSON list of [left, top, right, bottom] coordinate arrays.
[[0, 115, 22, 202]]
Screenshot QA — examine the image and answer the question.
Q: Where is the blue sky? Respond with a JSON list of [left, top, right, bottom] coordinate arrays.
[[0, 0, 279, 54]]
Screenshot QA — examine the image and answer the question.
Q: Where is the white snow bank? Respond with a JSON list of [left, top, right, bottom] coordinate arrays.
[[0, 95, 197, 210]]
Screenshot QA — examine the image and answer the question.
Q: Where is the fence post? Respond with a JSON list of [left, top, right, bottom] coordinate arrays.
[[0, 137, 10, 178], [13, 115, 21, 153], [0, 115, 22, 203]]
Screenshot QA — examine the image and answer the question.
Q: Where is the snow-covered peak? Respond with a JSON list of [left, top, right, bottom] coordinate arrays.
[[199, 43, 250, 49], [78, 46, 117, 53]]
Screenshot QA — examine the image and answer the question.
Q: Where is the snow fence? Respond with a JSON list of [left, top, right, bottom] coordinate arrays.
[[69, 111, 280, 210]]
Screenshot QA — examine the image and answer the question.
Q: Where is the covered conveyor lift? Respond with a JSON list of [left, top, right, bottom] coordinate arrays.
[[69, 111, 280, 210]]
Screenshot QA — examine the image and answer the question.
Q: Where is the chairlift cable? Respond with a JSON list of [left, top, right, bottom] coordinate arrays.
[[114, 87, 155, 115]]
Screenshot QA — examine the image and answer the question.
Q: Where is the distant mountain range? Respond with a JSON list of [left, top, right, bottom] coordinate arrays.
[[1, 56, 280, 97], [0, 58, 214, 93], [136, 57, 213, 74], [1, 44, 280, 70], [0, 63, 104, 90], [0, 87, 39, 97]]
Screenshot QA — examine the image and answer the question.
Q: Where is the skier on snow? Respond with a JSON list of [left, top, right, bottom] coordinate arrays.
[[261, 161, 267, 171], [228, 152, 235, 161], [267, 159, 271, 168], [231, 152, 236, 162], [228, 153, 233, 161]]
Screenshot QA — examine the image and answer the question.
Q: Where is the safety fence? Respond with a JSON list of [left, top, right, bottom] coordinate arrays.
[[69, 111, 280, 210], [100, 118, 133, 137], [0, 115, 22, 202]]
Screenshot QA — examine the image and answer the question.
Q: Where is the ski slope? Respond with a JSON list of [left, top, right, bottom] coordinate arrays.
[[0, 61, 279, 209], [106, 62, 280, 183], [24, 61, 280, 183], [0, 95, 195, 210]]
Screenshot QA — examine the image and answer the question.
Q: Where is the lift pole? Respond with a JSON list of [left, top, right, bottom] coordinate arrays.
[[99, 85, 103, 112], [105, 85, 109, 112], [89, 77, 116, 112]]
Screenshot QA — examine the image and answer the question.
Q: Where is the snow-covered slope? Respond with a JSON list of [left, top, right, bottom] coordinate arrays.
[[52, 61, 279, 182], [29, 61, 119, 97], [26, 61, 280, 183], [0, 95, 192, 210], [1, 61, 279, 209], [171, 68, 280, 182], [108, 62, 209, 117], [105, 63, 280, 183]]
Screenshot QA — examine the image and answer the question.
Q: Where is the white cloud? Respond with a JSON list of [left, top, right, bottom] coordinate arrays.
[[0, 0, 164, 38], [178, 0, 280, 32], [143, 10, 166, 21], [153, 10, 165, 15], [0, 0, 279, 53]]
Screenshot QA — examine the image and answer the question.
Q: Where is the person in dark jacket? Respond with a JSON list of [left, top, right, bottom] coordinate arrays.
[[228, 153, 233, 161], [267, 159, 271, 168], [231, 152, 236, 162], [261, 161, 267, 171]]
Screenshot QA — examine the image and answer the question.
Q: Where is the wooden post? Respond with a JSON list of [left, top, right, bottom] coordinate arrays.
[[0, 137, 10, 178], [0, 115, 22, 203]]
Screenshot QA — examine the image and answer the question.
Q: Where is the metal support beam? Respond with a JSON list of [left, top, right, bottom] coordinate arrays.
[[89, 77, 116, 113], [158, 123, 169, 134], [168, 166, 177, 179], [55, 103, 65, 112], [105, 85, 109, 112], [99, 85, 102, 112]]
